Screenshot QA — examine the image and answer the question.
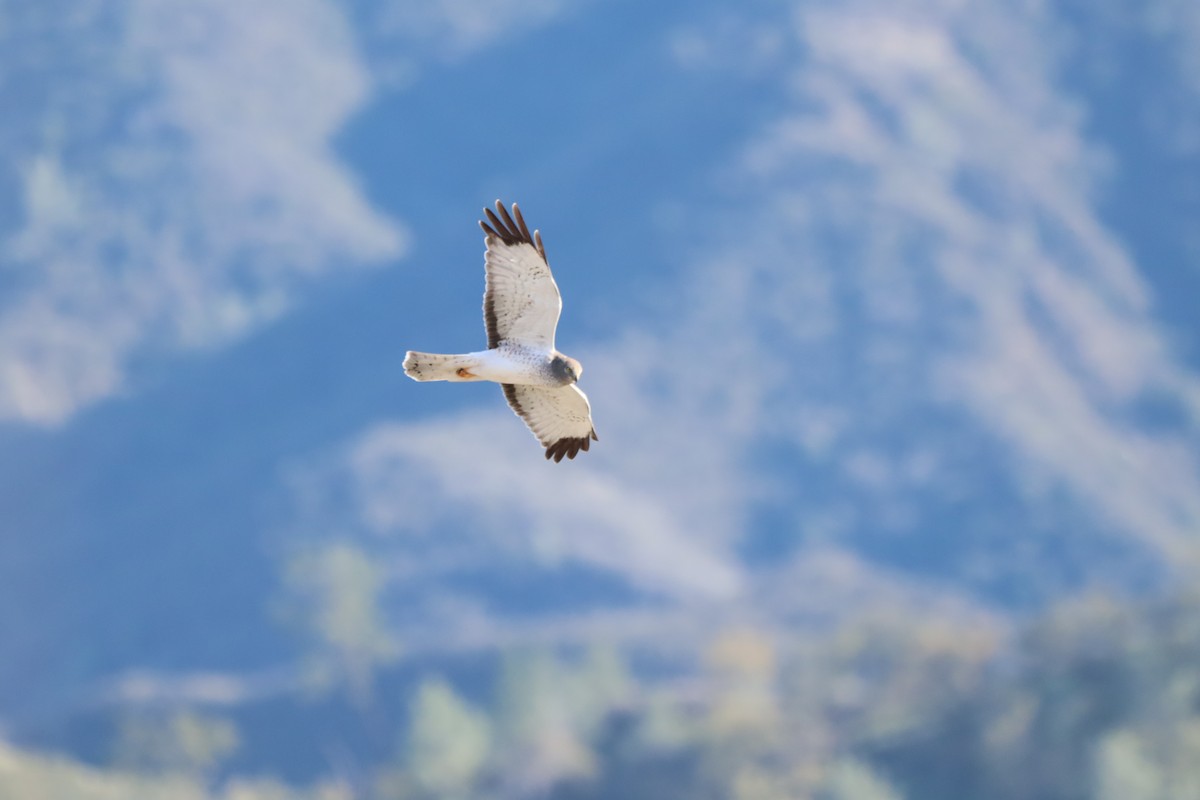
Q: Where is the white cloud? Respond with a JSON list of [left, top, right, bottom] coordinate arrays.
[[730, 0, 1200, 561], [1080, 0, 1200, 156], [376, 0, 566, 56], [668, 12, 787, 76], [281, 0, 1200, 638], [0, 0, 405, 424], [97, 665, 301, 708], [356, 0, 579, 88], [293, 406, 744, 604]]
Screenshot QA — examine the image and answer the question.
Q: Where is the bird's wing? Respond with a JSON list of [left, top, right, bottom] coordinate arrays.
[[479, 200, 561, 350], [501, 383, 598, 462]]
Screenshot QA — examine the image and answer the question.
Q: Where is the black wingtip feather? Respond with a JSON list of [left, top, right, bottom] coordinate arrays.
[[495, 201, 519, 234], [542, 436, 593, 462], [483, 207, 506, 238], [513, 204, 534, 243], [478, 200, 547, 261]]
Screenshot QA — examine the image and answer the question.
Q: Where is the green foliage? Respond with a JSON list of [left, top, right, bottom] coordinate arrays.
[[403, 677, 492, 799], [553, 589, 1200, 800], [112, 710, 240, 779], [941, 592, 1200, 800], [492, 648, 569, 749], [568, 645, 634, 737], [370, 646, 635, 800], [815, 759, 904, 800], [1095, 728, 1165, 800], [13, 587, 1200, 800], [488, 648, 599, 793], [0, 742, 348, 800], [281, 541, 400, 702], [1094, 720, 1200, 800], [703, 627, 779, 741]]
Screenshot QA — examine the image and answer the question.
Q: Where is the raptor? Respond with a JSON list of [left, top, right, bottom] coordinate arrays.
[[403, 201, 598, 462]]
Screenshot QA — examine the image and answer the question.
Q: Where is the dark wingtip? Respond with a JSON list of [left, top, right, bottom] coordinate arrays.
[[513, 203, 534, 242], [495, 201, 519, 236], [484, 207, 505, 236], [479, 199, 543, 255], [544, 436, 592, 462]]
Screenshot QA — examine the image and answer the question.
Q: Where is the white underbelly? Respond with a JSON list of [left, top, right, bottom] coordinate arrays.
[[470, 347, 554, 385]]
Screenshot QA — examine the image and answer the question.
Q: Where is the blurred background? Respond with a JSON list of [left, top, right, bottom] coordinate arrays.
[[2, 0, 1199, 798]]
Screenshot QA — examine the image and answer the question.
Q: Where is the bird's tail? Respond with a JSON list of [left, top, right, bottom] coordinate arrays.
[[403, 351, 482, 381]]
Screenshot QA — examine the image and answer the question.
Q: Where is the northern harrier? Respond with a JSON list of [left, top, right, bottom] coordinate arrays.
[[403, 201, 598, 462]]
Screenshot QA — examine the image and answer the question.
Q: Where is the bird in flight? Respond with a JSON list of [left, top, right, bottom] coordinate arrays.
[[404, 201, 598, 462]]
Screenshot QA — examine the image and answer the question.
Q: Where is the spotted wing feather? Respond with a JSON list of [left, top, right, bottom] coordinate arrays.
[[479, 201, 560, 350], [501, 383, 598, 462]]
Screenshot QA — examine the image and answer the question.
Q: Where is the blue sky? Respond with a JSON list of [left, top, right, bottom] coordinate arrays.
[[2, 0, 1200, 740]]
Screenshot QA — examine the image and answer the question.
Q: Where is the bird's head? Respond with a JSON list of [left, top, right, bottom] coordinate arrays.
[[551, 354, 583, 385]]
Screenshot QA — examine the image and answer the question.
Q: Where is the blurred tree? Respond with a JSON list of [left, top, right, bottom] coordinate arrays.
[[1094, 728, 1165, 800], [552, 589, 1200, 800], [399, 676, 492, 800], [815, 758, 904, 800], [282, 542, 400, 704], [549, 710, 715, 800], [635, 692, 698, 752], [224, 779, 352, 800], [491, 648, 596, 796], [18, 570, 1200, 800], [696, 627, 784, 796], [950, 592, 1200, 800], [704, 627, 779, 740], [1094, 720, 1200, 800], [0, 740, 348, 800], [112, 709, 240, 782], [815, 610, 997, 745], [759, 609, 993, 800], [567, 644, 634, 738]]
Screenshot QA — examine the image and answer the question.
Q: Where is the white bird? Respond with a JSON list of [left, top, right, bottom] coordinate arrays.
[[403, 201, 599, 462]]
